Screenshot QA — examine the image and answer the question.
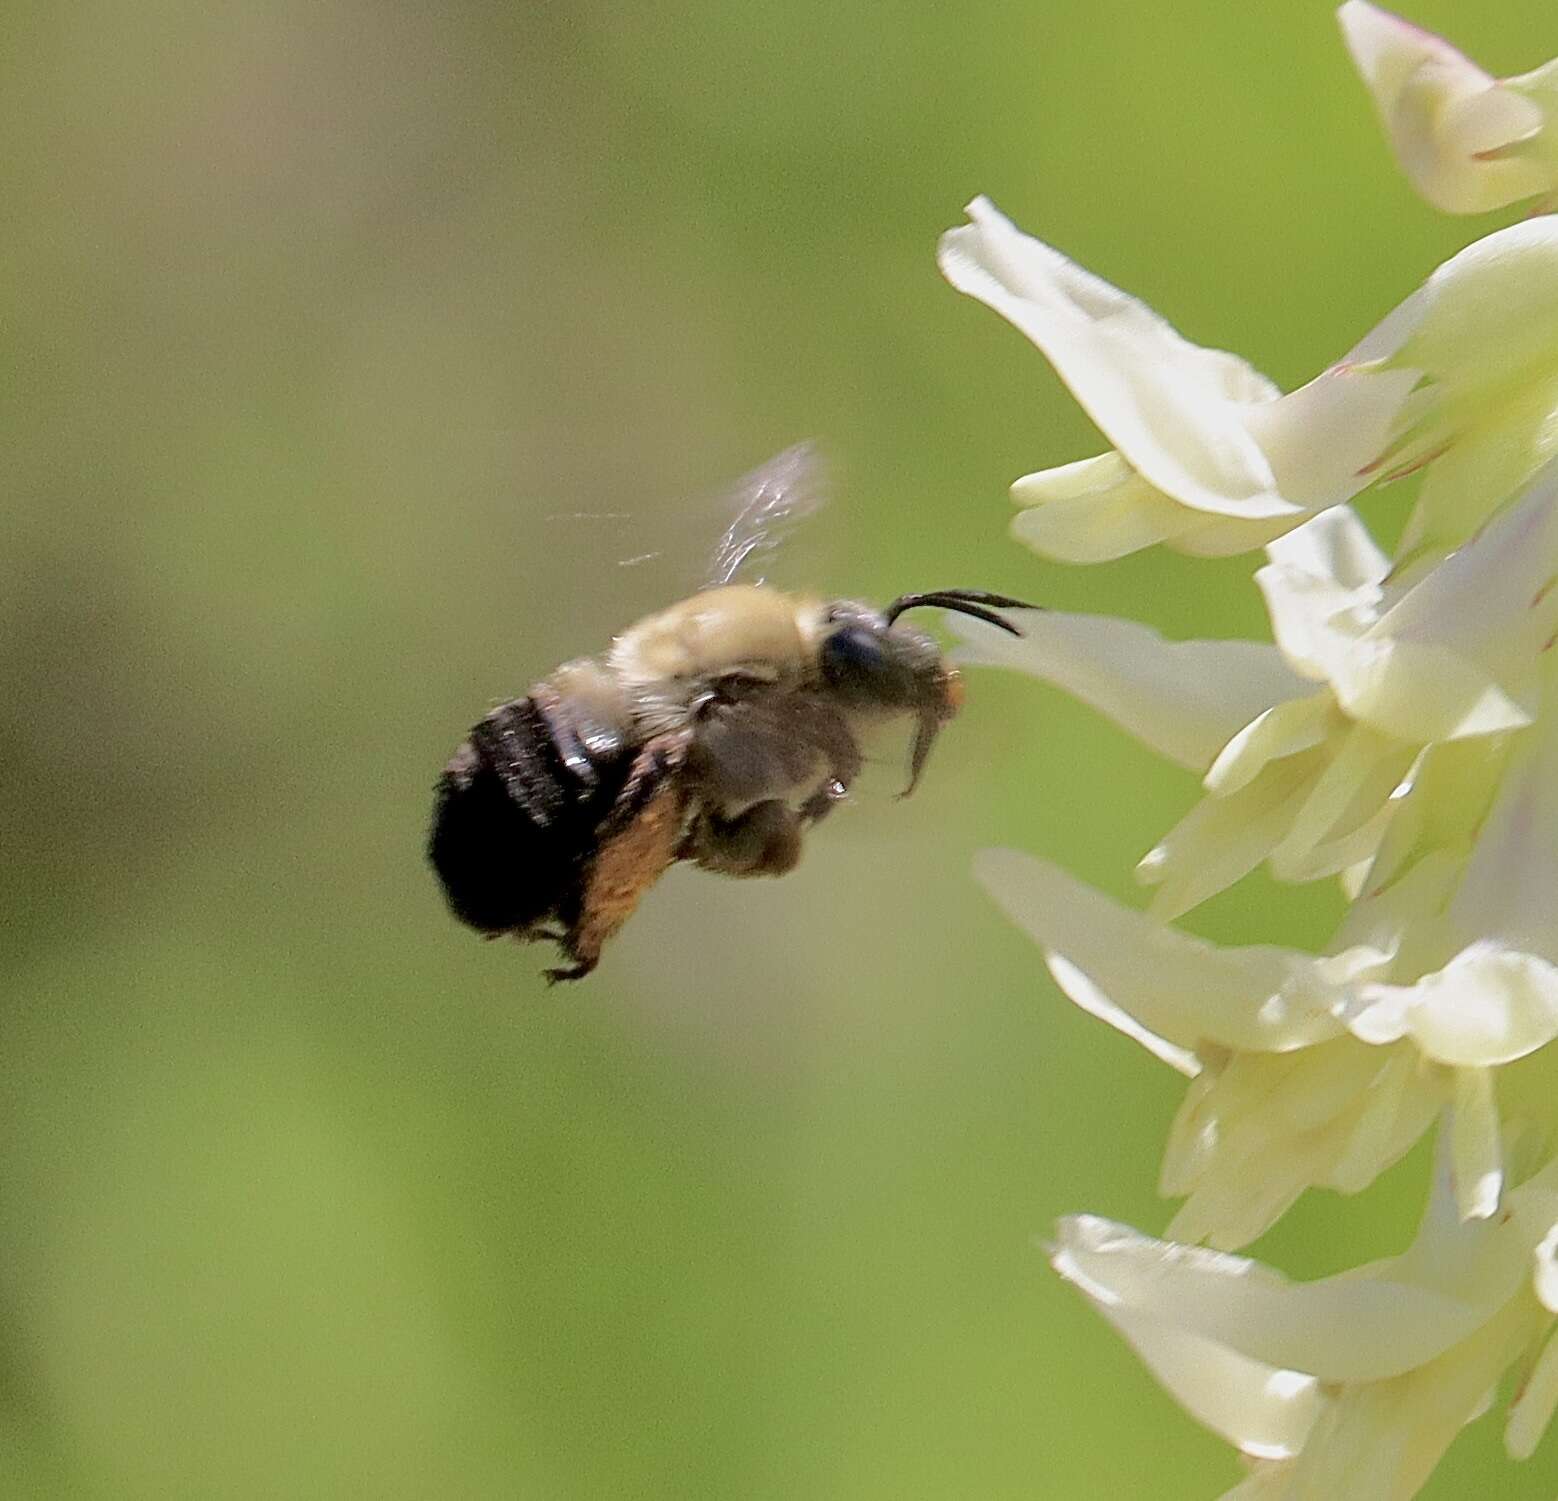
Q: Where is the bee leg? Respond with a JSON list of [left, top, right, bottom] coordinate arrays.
[[798, 777, 848, 825], [544, 956, 597, 986], [685, 799, 804, 878], [552, 734, 692, 981], [796, 716, 863, 824], [600, 732, 691, 838]]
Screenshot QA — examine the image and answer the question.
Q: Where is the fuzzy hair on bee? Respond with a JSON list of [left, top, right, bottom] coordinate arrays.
[[429, 447, 1032, 982]]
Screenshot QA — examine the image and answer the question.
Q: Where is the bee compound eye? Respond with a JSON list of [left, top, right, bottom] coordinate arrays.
[[819, 623, 924, 709], [819, 625, 888, 685]]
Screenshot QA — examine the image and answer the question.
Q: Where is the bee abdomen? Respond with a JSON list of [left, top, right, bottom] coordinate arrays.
[[470, 697, 571, 828], [429, 696, 630, 936]]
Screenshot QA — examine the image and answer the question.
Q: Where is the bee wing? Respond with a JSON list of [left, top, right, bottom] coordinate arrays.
[[703, 443, 829, 589], [533, 444, 831, 638]]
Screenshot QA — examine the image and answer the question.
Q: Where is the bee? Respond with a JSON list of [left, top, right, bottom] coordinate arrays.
[[429, 447, 1030, 982]]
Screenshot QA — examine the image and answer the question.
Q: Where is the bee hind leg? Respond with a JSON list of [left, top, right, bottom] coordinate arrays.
[[544, 955, 598, 986], [551, 733, 692, 981], [520, 923, 568, 945], [600, 732, 691, 838]]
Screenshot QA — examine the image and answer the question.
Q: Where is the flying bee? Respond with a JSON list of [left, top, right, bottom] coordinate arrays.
[[429, 447, 1031, 982]]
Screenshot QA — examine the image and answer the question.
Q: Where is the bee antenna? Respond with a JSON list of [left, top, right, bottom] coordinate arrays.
[[917, 589, 1038, 610], [882, 590, 1037, 637]]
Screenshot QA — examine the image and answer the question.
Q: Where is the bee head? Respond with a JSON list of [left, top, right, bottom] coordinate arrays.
[[818, 589, 1032, 797]]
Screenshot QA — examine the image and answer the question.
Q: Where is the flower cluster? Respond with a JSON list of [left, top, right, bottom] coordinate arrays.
[[943, 7, 1558, 1495]]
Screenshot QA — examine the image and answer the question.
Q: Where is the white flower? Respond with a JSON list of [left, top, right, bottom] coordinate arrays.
[[1338, 661, 1558, 1217], [939, 202, 1558, 565], [1051, 1143, 1558, 1498], [976, 847, 1447, 1247], [965, 482, 1558, 1226], [958, 469, 1558, 923], [937, 197, 1416, 561], [1148, 473, 1558, 918], [1357, 216, 1558, 569], [965, 479, 1558, 1228], [1347, 947, 1558, 1069], [942, 11, 1558, 1496], [1339, 0, 1558, 214], [958, 471, 1558, 1244]]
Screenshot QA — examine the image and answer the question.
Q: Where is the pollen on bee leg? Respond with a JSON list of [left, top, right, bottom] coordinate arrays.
[[941, 671, 967, 715], [565, 779, 689, 972]]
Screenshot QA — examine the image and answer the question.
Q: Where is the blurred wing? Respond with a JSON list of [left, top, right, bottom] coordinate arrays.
[[704, 443, 828, 588], [534, 444, 830, 635]]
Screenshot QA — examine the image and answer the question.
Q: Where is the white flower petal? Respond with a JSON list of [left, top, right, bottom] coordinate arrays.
[[1326, 1047, 1445, 1194], [1216, 1466, 1293, 1501], [1270, 797, 1398, 888], [1339, 739, 1509, 948], [1328, 637, 1532, 742], [1449, 694, 1558, 965], [1061, 1151, 1558, 1493], [1049, 1212, 1505, 1383], [1339, 1, 1553, 213], [1344, 223, 1558, 558], [1398, 383, 1558, 575], [1264, 501, 1390, 597], [1451, 1067, 1503, 1220], [1163, 1040, 1435, 1249], [1255, 506, 1391, 690], [1346, 463, 1558, 737], [1008, 453, 1205, 561], [974, 849, 1363, 1054], [1506, 1325, 1558, 1459], [1044, 955, 1202, 1077], [1051, 1217, 1322, 1459], [1338, 856, 1373, 901], [1391, 218, 1558, 426], [1139, 750, 1327, 920], [1205, 695, 1333, 796], [1165, 1129, 1333, 1253], [939, 198, 1299, 518], [1284, 1296, 1539, 1501], [1007, 456, 1311, 562], [1160, 1071, 1220, 1198], [1242, 361, 1421, 508], [1534, 1223, 1558, 1314], [1267, 725, 1413, 881], [1250, 466, 1558, 745], [950, 609, 1306, 772], [1172, 511, 1330, 559], [1348, 943, 1558, 1067]]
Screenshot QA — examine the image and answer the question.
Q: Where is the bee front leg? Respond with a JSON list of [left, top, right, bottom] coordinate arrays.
[[797, 715, 863, 825], [797, 777, 847, 825]]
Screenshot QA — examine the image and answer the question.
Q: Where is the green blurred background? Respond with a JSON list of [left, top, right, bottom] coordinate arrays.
[[4, 1, 1552, 1496]]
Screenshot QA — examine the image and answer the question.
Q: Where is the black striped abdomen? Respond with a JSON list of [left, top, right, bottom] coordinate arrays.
[[429, 695, 631, 936]]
